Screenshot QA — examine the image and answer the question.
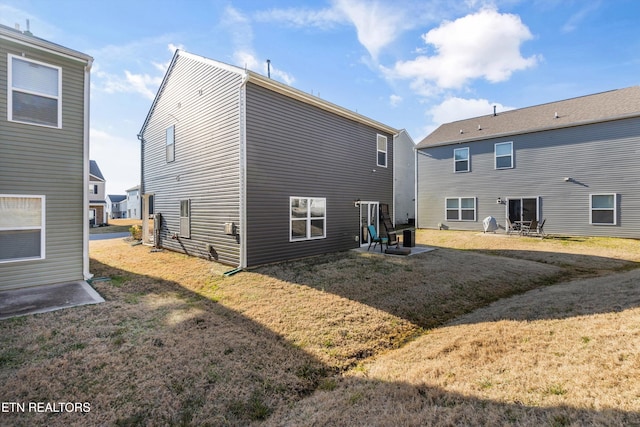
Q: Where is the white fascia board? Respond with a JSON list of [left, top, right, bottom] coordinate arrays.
[[0, 30, 92, 64], [246, 71, 398, 135]]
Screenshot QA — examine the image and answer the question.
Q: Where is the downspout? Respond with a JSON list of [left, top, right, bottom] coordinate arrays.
[[83, 57, 94, 280], [238, 73, 249, 269], [392, 133, 397, 226], [414, 147, 419, 229]]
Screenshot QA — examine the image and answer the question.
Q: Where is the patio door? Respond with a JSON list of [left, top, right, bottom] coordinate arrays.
[[359, 201, 379, 244], [507, 197, 539, 223], [142, 194, 155, 245]]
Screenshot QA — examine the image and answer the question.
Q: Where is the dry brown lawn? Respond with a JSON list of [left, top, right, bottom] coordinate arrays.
[[1, 229, 639, 426]]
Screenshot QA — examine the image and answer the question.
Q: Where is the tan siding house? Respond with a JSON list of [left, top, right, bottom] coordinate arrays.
[[0, 24, 93, 290]]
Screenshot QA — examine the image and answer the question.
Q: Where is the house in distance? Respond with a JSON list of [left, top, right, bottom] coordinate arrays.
[[416, 86, 640, 238], [138, 50, 411, 268]]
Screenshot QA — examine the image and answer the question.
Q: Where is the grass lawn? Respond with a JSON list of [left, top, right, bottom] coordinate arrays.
[[1, 230, 639, 426]]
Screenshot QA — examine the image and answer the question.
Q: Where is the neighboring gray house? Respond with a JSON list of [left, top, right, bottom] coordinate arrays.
[[416, 86, 640, 238], [139, 50, 399, 268], [0, 24, 93, 290], [126, 185, 141, 219], [89, 160, 107, 226], [393, 129, 416, 225], [107, 194, 126, 219]]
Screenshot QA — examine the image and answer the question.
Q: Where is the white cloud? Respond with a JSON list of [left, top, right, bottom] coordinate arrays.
[[332, 0, 410, 60], [428, 96, 514, 125], [93, 68, 162, 100], [562, 1, 601, 33], [389, 94, 403, 107], [253, 7, 344, 29], [388, 8, 540, 93]]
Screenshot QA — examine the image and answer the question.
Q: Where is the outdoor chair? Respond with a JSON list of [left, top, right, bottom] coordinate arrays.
[[521, 219, 538, 236], [536, 218, 547, 237], [506, 217, 518, 235], [367, 225, 388, 252]]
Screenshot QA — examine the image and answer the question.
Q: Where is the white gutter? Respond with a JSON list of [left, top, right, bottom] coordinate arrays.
[[83, 58, 94, 280]]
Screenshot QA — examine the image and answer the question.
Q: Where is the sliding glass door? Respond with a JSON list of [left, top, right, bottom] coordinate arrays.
[[507, 197, 539, 223]]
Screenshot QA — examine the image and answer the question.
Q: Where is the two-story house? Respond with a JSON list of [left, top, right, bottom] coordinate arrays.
[[89, 160, 107, 226], [126, 185, 141, 219], [107, 194, 126, 219], [139, 50, 401, 268], [0, 24, 93, 290], [416, 86, 640, 238]]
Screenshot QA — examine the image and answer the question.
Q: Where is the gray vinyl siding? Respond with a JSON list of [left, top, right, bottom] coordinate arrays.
[[141, 54, 242, 265], [245, 82, 393, 266], [417, 117, 640, 238], [0, 39, 86, 289]]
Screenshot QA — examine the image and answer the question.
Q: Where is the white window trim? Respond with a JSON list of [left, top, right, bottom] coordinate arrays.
[[590, 193, 617, 225], [166, 125, 175, 163], [445, 197, 476, 222], [454, 147, 470, 173], [179, 199, 190, 238], [0, 194, 46, 263], [495, 141, 513, 169], [7, 54, 62, 129], [376, 134, 388, 168], [289, 196, 327, 242]]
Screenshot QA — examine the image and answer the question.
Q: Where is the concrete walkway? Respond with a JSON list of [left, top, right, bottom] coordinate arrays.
[[0, 281, 105, 320], [90, 232, 131, 241]]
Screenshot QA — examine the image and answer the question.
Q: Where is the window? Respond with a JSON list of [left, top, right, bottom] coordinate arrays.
[[454, 147, 469, 172], [445, 197, 476, 221], [590, 194, 616, 225], [0, 195, 45, 263], [495, 142, 513, 169], [8, 55, 61, 128], [166, 125, 175, 163], [89, 184, 98, 195], [290, 197, 326, 241], [180, 199, 190, 238], [376, 134, 387, 167]]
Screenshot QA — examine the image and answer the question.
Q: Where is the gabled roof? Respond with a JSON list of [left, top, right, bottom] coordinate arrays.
[[0, 23, 92, 64], [89, 160, 105, 181], [139, 50, 398, 137], [108, 195, 126, 203], [416, 86, 640, 149]]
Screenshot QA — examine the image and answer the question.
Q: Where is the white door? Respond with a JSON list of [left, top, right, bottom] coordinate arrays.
[[359, 201, 379, 244]]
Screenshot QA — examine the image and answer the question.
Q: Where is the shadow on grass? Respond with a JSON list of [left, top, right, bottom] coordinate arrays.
[[254, 246, 640, 329], [1, 254, 638, 426], [264, 377, 640, 426], [0, 260, 328, 427]]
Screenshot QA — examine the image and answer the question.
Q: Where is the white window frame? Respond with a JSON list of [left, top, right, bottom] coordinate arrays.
[[180, 199, 190, 238], [7, 54, 62, 128], [445, 197, 476, 221], [0, 195, 46, 263], [590, 193, 617, 225], [454, 147, 469, 173], [166, 125, 175, 163], [495, 141, 513, 169], [376, 134, 388, 168], [290, 197, 326, 241]]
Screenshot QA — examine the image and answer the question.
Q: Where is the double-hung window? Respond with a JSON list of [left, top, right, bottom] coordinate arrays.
[[8, 55, 61, 128], [0, 195, 45, 263], [495, 142, 513, 169], [454, 147, 469, 172], [290, 197, 326, 241], [446, 197, 476, 221], [590, 194, 616, 225], [376, 134, 387, 167]]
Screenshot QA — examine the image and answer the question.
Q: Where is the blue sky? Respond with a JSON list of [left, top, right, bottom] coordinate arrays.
[[2, 0, 639, 194]]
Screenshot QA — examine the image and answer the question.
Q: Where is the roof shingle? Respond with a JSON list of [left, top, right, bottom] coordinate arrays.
[[416, 86, 640, 149]]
